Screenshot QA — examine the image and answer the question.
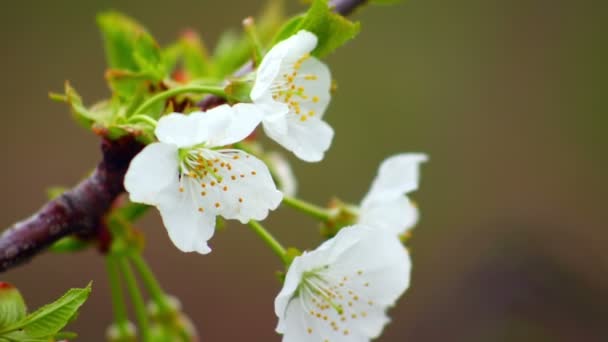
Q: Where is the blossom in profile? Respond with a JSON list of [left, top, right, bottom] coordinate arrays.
[[124, 104, 282, 254], [357, 153, 428, 236], [251, 30, 334, 162], [275, 225, 411, 341]]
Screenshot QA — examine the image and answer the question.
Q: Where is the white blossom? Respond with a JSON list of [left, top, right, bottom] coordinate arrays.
[[251, 30, 333, 162], [358, 154, 428, 236], [275, 225, 411, 342], [124, 104, 282, 254]]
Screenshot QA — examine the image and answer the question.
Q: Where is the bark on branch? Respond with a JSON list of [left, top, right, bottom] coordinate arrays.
[[0, 137, 142, 272]]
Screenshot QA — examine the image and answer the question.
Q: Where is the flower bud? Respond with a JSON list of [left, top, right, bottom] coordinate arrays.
[[105, 321, 136, 342]]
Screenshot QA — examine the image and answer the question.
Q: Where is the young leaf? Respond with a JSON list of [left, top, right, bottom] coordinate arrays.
[[97, 12, 163, 74], [97, 12, 166, 99], [0, 283, 92, 338], [0, 283, 26, 329], [54, 82, 113, 128], [49, 237, 90, 253], [272, 0, 360, 57], [179, 31, 212, 79]]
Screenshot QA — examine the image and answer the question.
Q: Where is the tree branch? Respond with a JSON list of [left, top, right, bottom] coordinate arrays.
[[0, 137, 142, 272], [0, 0, 368, 273]]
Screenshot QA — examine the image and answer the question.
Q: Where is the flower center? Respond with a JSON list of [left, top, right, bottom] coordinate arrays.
[[271, 53, 320, 122], [176, 147, 253, 213], [298, 267, 373, 337], [178, 146, 224, 183]]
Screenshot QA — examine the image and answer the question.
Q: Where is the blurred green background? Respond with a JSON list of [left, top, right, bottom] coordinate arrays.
[[0, 0, 606, 341]]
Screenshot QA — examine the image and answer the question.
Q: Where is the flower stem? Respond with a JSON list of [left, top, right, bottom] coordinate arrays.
[[118, 258, 150, 341], [129, 253, 172, 314], [127, 114, 158, 128], [243, 17, 264, 66], [282, 196, 333, 221], [248, 220, 288, 264], [106, 256, 130, 336], [132, 84, 226, 116]]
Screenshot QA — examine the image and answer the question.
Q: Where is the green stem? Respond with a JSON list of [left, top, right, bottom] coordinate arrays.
[[243, 17, 264, 66], [248, 220, 288, 264], [129, 253, 172, 314], [118, 258, 150, 341], [106, 256, 130, 335], [282, 196, 333, 221], [133, 84, 225, 116], [127, 114, 158, 128]]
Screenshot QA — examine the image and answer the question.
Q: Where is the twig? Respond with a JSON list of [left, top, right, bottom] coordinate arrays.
[[0, 0, 369, 272], [0, 137, 142, 272]]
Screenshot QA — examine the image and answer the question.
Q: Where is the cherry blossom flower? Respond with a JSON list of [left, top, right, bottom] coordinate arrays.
[[357, 153, 428, 236], [275, 225, 411, 341], [251, 30, 333, 162], [124, 104, 282, 254]]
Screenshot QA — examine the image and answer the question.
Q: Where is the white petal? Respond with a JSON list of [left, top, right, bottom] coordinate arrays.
[[203, 103, 263, 147], [124, 142, 179, 205], [359, 196, 419, 235], [267, 152, 298, 197], [263, 116, 334, 162], [155, 112, 208, 148], [275, 225, 411, 341], [288, 56, 331, 119], [332, 226, 411, 307], [275, 257, 305, 333], [184, 149, 283, 223], [280, 297, 369, 342], [251, 30, 318, 102], [362, 153, 428, 206], [157, 181, 216, 254]]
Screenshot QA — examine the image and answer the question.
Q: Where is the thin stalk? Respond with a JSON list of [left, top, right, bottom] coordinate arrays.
[[106, 256, 130, 336], [248, 220, 288, 264], [282, 196, 333, 221], [127, 114, 158, 128], [129, 253, 171, 314], [243, 17, 264, 66], [118, 258, 150, 341], [133, 84, 225, 116]]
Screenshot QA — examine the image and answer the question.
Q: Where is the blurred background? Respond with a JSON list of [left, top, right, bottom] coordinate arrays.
[[0, 0, 606, 341]]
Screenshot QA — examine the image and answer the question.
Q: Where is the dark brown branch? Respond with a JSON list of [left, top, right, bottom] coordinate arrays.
[[0, 137, 142, 272], [0, 0, 368, 273]]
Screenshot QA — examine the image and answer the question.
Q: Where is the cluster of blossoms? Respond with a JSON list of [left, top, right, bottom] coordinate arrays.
[[124, 30, 427, 341]]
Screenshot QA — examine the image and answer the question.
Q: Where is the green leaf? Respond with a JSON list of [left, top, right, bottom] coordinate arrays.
[[97, 11, 163, 74], [179, 31, 212, 79], [273, 0, 360, 58], [0, 283, 26, 329], [53, 82, 114, 128], [49, 237, 90, 253], [271, 15, 305, 45], [114, 201, 150, 222], [54, 331, 78, 340], [0, 283, 92, 338], [97, 11, 166, 99]]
